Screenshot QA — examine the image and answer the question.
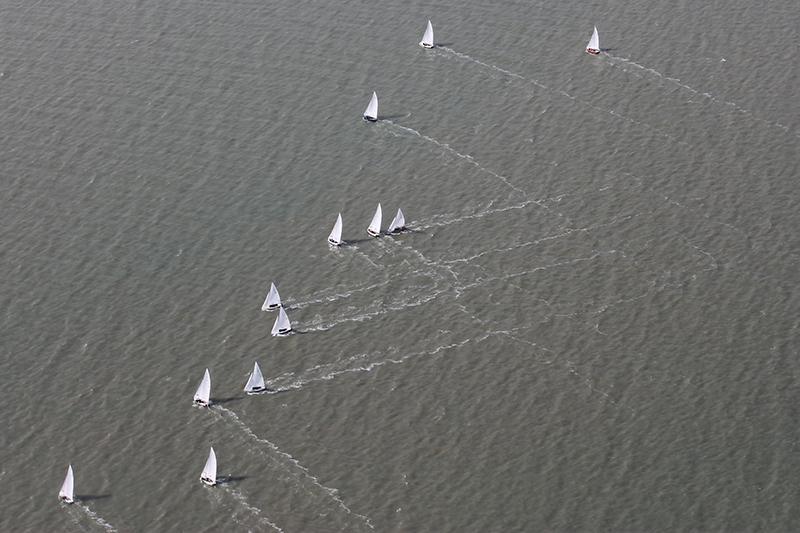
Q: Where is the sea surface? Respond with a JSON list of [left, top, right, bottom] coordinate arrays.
[[1, 0, 799, 531]]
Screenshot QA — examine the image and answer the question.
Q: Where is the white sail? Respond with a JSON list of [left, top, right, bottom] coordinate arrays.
[[244, 362, 266, 393], [367, 203, 382, 236], [420, 20, 434, 48], [271, 307, 292, 336], [388, 208, 406, 233], [59, 465, 74, 503], [193, 368, 211, 406], [200, 447, 217, 485], [261, 282, 281, 311], [586, 26, 600, 52], [363, 91, 378, 121], [328, 213, 343, 246]]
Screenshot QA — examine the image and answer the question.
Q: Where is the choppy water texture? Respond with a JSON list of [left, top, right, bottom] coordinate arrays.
[[1, 0, 799, 531]]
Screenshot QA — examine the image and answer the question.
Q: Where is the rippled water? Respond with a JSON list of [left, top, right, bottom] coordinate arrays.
[[1, 0, 799, 531]]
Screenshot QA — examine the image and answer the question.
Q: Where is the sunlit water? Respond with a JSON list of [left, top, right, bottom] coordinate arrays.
[[1, 0, 798, 531]]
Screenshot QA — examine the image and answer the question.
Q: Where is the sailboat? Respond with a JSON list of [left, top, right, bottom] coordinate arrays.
[[193, 368, 211, 407], [261, 282, 281, 311], [328, 213, 343, 246], [271, 307, 292, 336], [59, 465, 74, 504], [244, 362, 267, 394], [586, 26, 600, 55], [387, 208, 407, 234], [419, 20, 434, 48], [367, 203, 382, 237], [363, 91, 378, 122], [200, 447, 217, 486]]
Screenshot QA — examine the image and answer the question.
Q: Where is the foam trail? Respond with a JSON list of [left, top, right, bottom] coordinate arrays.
[[299, 285, 451, 333], [383, 120, 528, 196], [438, 47, 688, 146], [77, 504, 117, 532], [456, 250, 623, 294], [442, 213, 638, 265], [213, 406, 375, 530], [267, 335, 502, 393], [604, 53, 798, 138], [223, 487, 284, 532], [288, 279, 393, 310], [412, 198, 543, 231]]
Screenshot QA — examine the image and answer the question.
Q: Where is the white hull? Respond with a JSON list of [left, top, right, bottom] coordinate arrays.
[[193, 399, 210, 407], [586, 48, 600, 55], [59, 495, 74, 504], [419, 42, 434, 49], [367, 229, 381, 237], [201, 477, 216, 486]]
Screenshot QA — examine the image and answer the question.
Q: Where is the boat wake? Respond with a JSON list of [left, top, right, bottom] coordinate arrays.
[[213, 406, 375, 530], [437, 46, 688, 146], [68, 503, 117, 532], [603, 53, 798, 139], [222, 487, 284, 532], [382, 120, 528, 196], [266, 338, 474, 392]]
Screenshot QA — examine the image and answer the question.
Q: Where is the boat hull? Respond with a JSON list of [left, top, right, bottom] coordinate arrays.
[[419, 42, 434, 48], [362, 116, 377, 122], [265, 304, 279, 310], [367, 229, 381, 237], [586, 48, 600, 55], [246, 387, 266, 395], [274, 328, 292, 336], [328, 239, 341, 246], [59, 496, 74, 504], [193, 399, 210, 407], [201, 477, 216, 486]]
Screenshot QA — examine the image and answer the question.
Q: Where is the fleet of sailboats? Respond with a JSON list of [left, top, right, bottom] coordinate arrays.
[[54, 18, 611, 502], [193, 369, 211, 407], [59, 465, 74, 504]]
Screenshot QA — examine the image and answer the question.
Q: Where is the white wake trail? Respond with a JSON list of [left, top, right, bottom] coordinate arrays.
[[604, 53, 798, 139], [223, 487, 284, 532], [266, 335, 497, 394], [438, 47, 688, 146], [383, 120, 528, 196], [213, 406, 375, 530], [74, 504, 117, 532]]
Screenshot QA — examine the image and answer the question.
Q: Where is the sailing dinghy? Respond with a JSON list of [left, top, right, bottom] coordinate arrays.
[[367, 203, 382, 237], [59, 465, 74, 504], [328, 213, 343, 246], [363, 92, 378, 122], [244, 362, 267, 394], [586, 26, 600, 55], [193, 368, 211, 407], [271, 307, 292, 336], [200, 447, 217, 486], [388, 208, 406, 234], [419, 20, 434, 48], [261, 282, 281, 311]]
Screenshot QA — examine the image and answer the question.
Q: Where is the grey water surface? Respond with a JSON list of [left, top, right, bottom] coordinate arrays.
[[1, 0, 799, 531]]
